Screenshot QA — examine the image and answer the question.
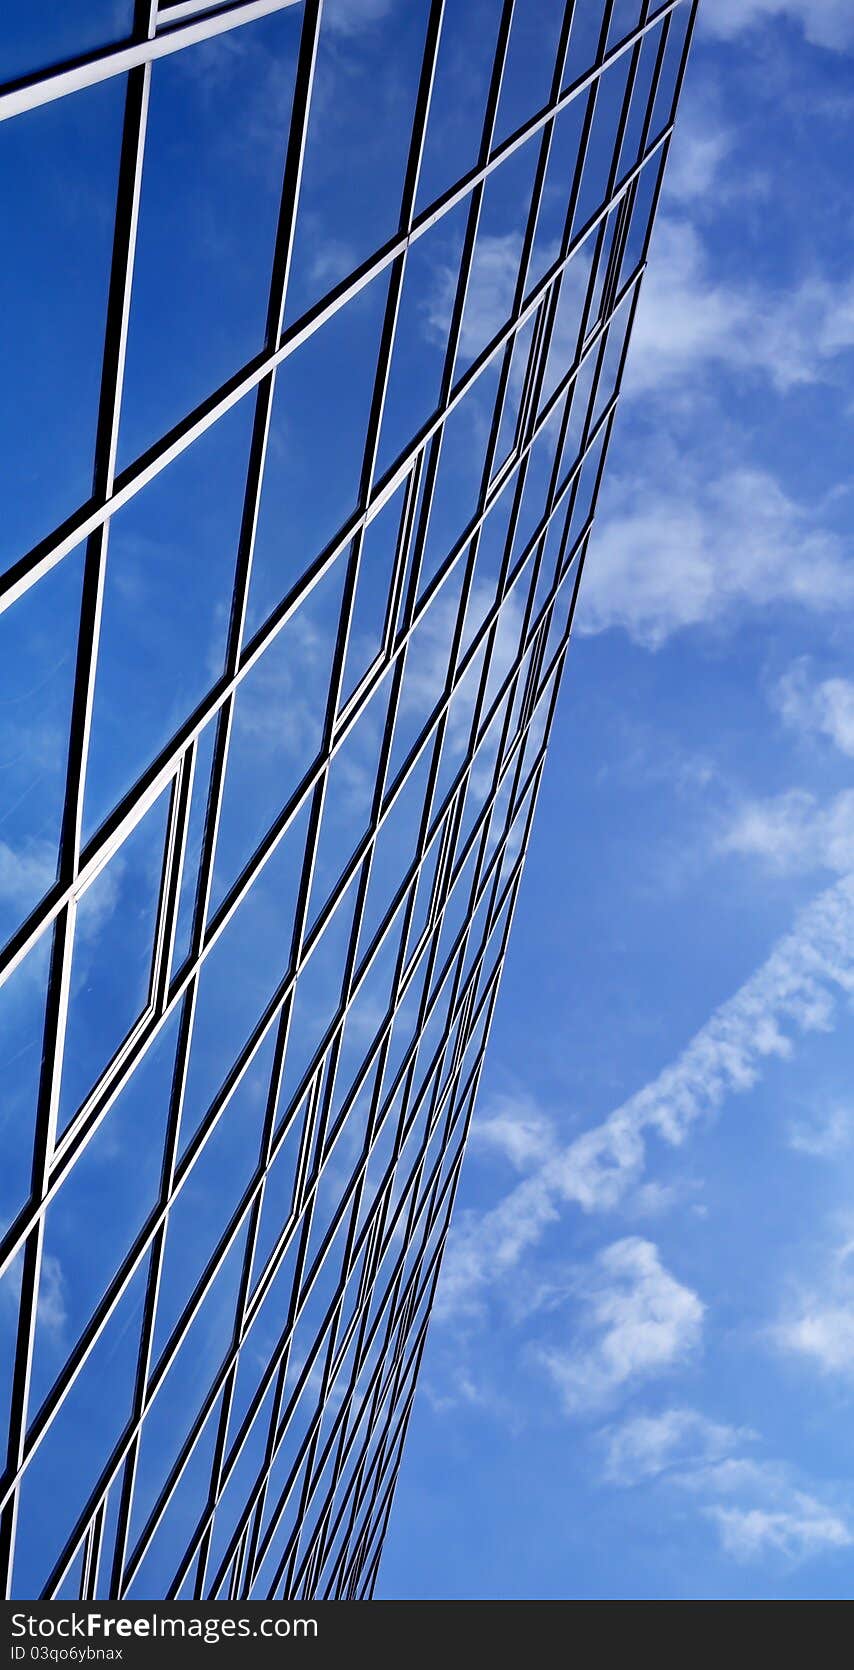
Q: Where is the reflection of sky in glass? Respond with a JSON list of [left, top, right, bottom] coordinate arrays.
[[58, 788, 169, 1132], [119, 10, 302, 465], [0, 550, 83, 944], [0, 0, 685, 1605], [0, 83, 122, 564]]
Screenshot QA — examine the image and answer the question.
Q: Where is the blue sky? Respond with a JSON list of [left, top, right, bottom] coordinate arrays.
[[379, 0, 854, 1602], [1, 0, 853, 1604]]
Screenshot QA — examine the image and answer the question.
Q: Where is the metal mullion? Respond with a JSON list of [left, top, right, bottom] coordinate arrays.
[[1, 159, 662, 1024], [23, 156, 681, 1616], [481, 0, 577, 494], [3, 7, 702, 1599], [206, 915, 509, 1597], [79, 1500, 106, 1603], [0, 11, 680, 629], [109, 2, 325, 1597], [570, 1, 654, 387], [149, 749, 195, 1015], [334, 1097, 480, 1597], [399, 0, 516, 638], [187, 0, 327, 1568], [295, 1275, 433, 1598], [259, 1076, 476, 1598], [0, 3, 159, 1594], [0, 447, 598, 1329], [354, 867, 534, 1594], [291, 844, 485, 1588], [0, 1, 304, 124], [348, 676, 572, 1596]]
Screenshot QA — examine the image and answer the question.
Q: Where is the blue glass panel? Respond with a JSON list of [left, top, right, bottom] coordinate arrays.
[[246, 275, 390, 638], [180, 799, 310, 1155], [0, 551, 84, 948], [494, 0, 566, 146], [377, 202, 468, 475], [0, 933, 51, 1229], [457, 144, 539, 375], [340, 489, 407, 700], [130, 1227, 249, 1546], [170, 719, 218, 977], [285, 0, 431, 320], [125, 1403, 218, 1599], [11, 1257, 148, 1599], [0, 3, 134, 81], [31, 1009, 181, 1417], [214, 561, 344, 906], [0, 82, 122, 569], [119, 9, 301, 464], [274, 878, 359, 1119], [153, 1029, 274, 1358], [84, 400, 254, 838], [311, 679, 391, 916], [58, 790, 169, 1130], [415, 0, 504, 214]]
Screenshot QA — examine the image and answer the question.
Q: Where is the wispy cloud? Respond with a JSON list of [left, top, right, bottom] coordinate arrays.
[[774, 661, 854, 758], [628, 215, 854, 399], [577, 463, 853, 649], [603, 1409, 852, 1566], [709, 1489, 852, 1564], [718, 788, 854, 875], [324, 0, 397, 37], [603, 1407, 751, 1487], [786, 1104, 854, 1158], [536, 1239, 703, 1415], [699, 0, 854, 52], [438, 875, 854, 1322], [469, 1092, 558, 1172]]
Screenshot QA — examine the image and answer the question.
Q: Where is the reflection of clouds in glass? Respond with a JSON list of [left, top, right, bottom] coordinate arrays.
[[2, 1248, 67, 1346], [0, 840, 55, 916]]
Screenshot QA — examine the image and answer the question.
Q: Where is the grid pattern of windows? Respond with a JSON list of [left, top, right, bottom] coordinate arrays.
[[0, 0, 696, 1601]]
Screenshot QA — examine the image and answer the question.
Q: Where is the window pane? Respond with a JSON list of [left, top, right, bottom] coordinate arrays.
[[0, 549, 84, 947], [0, 82, 123, 568], [118, 9, 302, 465], [58, 790, 169, 1130], [84, 399, 254, 839], [0, 2, 134, 81]]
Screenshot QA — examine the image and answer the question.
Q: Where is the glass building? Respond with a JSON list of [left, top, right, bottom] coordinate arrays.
[[0, 0, 696, 1601]]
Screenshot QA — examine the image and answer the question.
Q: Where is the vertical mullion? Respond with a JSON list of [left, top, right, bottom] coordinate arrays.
[[108, 0, 326, 1599], [0, 0, 159, 1598]]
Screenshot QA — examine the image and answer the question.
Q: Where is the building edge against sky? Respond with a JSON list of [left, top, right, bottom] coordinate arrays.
[[0, 1, 696, 1600]]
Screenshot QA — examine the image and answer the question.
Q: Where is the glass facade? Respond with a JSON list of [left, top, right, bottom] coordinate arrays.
[[0, 0, 696, 1601]]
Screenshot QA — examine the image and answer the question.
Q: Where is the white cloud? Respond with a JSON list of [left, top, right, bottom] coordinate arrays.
[[470, 1093, 558, 1172], [537, 1239, 703, 1415], [438, 874, 854, 1322], [0, 840, 55, 913], [662, 110, 734, 204], [719, 788, 854, 875], [628, 216, 854, 400], [773, 1235, 854, 1378], [578, 464, 854, 649], [324, 0, 397, 36], [776, 1306, 854, 1375], [774, 662, 854, 757], [787, 1104, 854, 1158], [710, 1497, 852, 1562], [603, 1408, 750, 1487], [1, 1248, 67, 1344], [700, 0, 854, 52], [604, 1410, 851, 1566]]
